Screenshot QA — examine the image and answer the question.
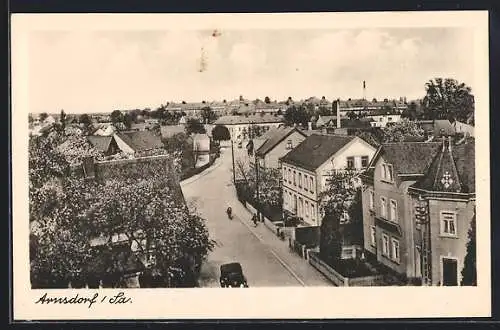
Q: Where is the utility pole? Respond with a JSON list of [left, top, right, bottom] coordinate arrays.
[[231, 137, 236, 184], [415, 195, 432, 285]]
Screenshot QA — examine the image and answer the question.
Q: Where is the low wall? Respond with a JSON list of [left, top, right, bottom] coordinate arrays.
[[308, 252, 346, 286], [308, 252, 384, 287]]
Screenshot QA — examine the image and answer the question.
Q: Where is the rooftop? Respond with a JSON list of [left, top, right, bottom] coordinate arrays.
[[280, 134, 356, 171], [214, 114, 284, 125], [378, 142, 442, 175], [255, 127, 307, 156], [115, 130, 163, 152]]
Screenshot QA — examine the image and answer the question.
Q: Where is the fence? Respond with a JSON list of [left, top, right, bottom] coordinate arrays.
[[308, 251, 384, 287]]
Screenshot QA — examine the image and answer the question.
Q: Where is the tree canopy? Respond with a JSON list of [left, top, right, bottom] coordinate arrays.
[[422, 78, 474, 123], [381, 118, 425, 143], [461, 212, 476, 286], [284, 105, 308, 127], [185, 118, 206, 135], [29, 133, 214, 288], [318, 170, 361, 265], [110, 110, 124, 124], [211, 125, 231, 141]]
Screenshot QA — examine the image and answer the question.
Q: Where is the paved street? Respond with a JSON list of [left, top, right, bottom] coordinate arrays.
[[181, 144, 332, 287]]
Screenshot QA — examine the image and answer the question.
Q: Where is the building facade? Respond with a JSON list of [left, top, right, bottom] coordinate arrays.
[[281, 134, 376, 226], [213, 115, 284, 141], [254, 127, 308, 169], [361, 139, 475, 285]]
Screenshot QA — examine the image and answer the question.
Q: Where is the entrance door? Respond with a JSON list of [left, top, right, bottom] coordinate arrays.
[[442, 258, 458, 286]]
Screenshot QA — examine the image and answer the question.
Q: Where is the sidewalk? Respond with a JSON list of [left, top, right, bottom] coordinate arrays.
[[230, 192, 333, 287], [180, 155, 223, 186]]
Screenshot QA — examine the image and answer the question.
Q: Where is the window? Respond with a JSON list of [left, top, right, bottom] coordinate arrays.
[[347, 157, 355, 169], [369, 190, 374, 210], [381, 163, 394, 182], [388, 117, 393, 121], [389, 200, 397, 222], [293, 171, 296, 186], [382, 234, 390, 256], [440, 211, 457, 236], [282, 167, 286, 181], [380, 197, 387, 218], [305, 201, 309, 217], [299, 198, 303, 217], [311, 204, 316, 221], [288, 169, 291, 183], [361, 156, 369, 168], [286, 139, 293, 150], [298, 173, 302, 188], [370, 226, 376, 246], [310, 177, 314, 193], [391, 238, 400, 262]]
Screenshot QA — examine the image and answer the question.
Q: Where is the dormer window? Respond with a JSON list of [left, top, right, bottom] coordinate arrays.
[[286, 139, 293, 150], [381, 163, 394, 182]]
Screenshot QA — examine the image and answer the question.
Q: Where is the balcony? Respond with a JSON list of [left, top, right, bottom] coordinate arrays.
[[374, 216, 402, 236]]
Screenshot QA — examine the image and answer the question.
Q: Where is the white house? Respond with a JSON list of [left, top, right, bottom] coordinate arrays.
[[213, 114, 284, 141], [369, 114, 402, 128], [280, 134, 377, 226]]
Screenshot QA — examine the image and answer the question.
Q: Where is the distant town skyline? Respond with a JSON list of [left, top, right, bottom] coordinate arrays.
[[27, 27, 474, 114]]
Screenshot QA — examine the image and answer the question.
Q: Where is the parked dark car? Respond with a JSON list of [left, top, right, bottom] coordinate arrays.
[[220, 262, 248, 288]]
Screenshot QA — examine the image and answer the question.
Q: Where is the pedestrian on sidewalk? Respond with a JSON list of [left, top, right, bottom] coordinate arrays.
[[252, 213, 258, 227]]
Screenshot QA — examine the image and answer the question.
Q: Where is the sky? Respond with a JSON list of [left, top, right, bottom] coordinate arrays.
[[27, 27, 474, 114]]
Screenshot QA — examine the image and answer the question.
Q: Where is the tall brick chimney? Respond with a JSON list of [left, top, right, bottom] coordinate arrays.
[[336, 98, 341, 128]]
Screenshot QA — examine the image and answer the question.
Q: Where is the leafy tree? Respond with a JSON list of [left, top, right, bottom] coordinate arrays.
[[201, 107, 217, 124], [401, 101, 418, 120], [381, 118, 425, 143], [318, 170, 359, 265], [39, 112, 48, 122], [318, 106, 331, 116], [185, 118, 206, 135], [422, 78, 474, 122], [162, 132, 195, 172], [79, 114, 92, 134], [211, 125, 231, 141], [284, 106, 308, 127], [60, 110, 66, 131], [28, 113, 34, 125], [461, 213, 476, 286], [29, 134, 213, 288], [110, 110, 123, 125], [123, 113, 134, 129], [264, 96, 271, 104]]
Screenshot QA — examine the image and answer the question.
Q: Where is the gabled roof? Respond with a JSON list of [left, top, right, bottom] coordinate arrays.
[[375, 142, 442, 175], [255, 127, 307, 156], [87, 136, 113, 153], [412, 139, 475, 193], [317, 115, 336, 124], [280, 134, 356, 171], [115, 130, 163, 152]]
